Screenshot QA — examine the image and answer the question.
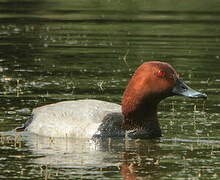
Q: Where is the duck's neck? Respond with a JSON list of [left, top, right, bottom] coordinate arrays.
[[122, 100, 162, 138]]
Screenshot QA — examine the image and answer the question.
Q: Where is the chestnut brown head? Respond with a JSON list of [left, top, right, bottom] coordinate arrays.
[[122, 61, 207, 130]]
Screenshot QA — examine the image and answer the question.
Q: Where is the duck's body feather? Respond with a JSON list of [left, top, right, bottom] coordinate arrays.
[[26, 99, 121, 138]]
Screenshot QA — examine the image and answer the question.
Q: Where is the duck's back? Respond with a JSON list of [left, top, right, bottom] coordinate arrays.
[[26, 99, 122, 138]]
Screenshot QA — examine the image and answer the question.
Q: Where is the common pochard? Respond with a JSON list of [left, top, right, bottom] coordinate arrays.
[[16, 61, 207, 139]]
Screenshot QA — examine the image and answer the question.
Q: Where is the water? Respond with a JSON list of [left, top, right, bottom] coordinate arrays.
[[0, 0, 220, 179]]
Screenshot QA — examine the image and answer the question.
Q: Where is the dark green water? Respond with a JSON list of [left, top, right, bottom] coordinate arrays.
[[0, 0, 220, 179]]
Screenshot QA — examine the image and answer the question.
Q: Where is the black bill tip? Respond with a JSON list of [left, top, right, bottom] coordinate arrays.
[[186, 91, 207, 99]]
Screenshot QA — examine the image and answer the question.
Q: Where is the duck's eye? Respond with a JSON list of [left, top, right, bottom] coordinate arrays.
[[156, 70, 166, 78]]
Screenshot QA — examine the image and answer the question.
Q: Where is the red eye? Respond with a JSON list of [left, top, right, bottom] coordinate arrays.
[[157, 70, 165, 77]]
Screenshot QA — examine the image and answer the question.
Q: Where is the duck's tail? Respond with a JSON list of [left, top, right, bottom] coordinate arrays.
[[15, 115, 34, 132]]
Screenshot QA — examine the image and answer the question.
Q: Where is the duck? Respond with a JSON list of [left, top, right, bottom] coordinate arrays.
[[16, 61, 207, 139]]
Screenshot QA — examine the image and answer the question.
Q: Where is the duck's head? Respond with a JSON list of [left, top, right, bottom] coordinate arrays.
[[122, 61, 207, 131]]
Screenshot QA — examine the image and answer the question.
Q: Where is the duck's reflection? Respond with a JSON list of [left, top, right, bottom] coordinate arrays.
[[21, 132, 161, 179], [120, 140, 161, 180], [23, 134, 116, 168]]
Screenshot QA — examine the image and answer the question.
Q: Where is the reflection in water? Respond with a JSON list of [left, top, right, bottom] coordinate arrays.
[[25, 134, 116, 168], [22, 133, 161, 179], [1, 131, 220, 179]]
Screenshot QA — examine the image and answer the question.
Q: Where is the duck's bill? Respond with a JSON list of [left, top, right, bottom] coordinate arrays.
[[172, 78, 207, 99]]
